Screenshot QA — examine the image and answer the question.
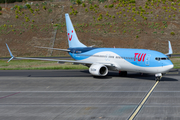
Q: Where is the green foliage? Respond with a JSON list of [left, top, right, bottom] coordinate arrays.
[[0, 12, 2, 15], [104, 5, 107, 8], [43, 6, 46, 10], [15, 15, 18, 19], [89, 5, 94, 10], [98, 0, 107, 2], [94, 4, 98, 8], [26, 4, 31, 9], [109, 4, 114, 8], [15, 10, 19, 14], [0, 6, 2, 11], [97, 14, 103, 21], [85, 8, 88, 12], [82, 3, 86, 7], [29, 8, 34, 13], [76, 0, 82, 5], [25, 17, 30, 22], [171, 32, 175, 35], [74, 10, 78, 15], [17, 6, 21, 11], [42, 2, 47, 5], [48, 9, 52, 13], [35, 9, 39, 12], [70, 5, 73, 9]]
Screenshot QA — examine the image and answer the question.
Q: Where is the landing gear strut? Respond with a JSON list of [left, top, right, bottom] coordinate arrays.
[[155, 73, 162, 81], [119, 71, 127, 77]]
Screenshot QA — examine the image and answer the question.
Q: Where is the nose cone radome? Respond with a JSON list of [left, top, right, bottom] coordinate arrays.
[[164, 64, 174, 73]]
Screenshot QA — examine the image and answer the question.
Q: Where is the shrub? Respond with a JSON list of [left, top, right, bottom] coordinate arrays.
[[74, 10, 78, 15], [104, 5, 107, 8], [26, 4, 31, 9], [15, 10, 19, 14], [0, 6, 2, 11], [109, 4, 114, 8], [94, 4, 98, 8], [29, 8, 34, 13], [17, 6, 21, 11], [82, 3, 86, 7], [89, 5, 94, 10], [25, 17, 30, 22], [76, 0, 82, 5], [48, 9, 52, 13], [0, 12, 2, 15], [70, 5, 73, 9], [35, 9, 39, 12], [43, 6, 46, 10], [15, 15, 18, 19], [171, 32, 175, 35]]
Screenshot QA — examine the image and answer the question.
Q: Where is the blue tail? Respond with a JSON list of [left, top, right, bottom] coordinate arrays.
[[65, 13, 86, 48]]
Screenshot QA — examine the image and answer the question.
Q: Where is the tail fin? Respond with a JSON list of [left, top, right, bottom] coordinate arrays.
[[168, 41, 173, 54], [65, 13, 86, 48], [165, 41, 173, 56]]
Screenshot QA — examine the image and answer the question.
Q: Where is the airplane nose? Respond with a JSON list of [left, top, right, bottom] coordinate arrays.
[[166, 64, 174, 71]]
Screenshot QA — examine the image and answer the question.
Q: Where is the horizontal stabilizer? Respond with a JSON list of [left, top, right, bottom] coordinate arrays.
[[6, 43, 14, 63]]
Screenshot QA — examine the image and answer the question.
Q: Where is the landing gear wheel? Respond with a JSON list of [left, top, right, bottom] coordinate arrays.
[[155, 76, 161, 81], [119, 71, 127, 77], [155, 73, 162, 81]]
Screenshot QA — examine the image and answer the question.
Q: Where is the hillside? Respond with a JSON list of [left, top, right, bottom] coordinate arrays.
[[0, 0, 180, 57]]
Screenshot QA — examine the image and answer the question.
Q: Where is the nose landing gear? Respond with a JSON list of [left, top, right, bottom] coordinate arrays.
[[155, 73, 162, 81]]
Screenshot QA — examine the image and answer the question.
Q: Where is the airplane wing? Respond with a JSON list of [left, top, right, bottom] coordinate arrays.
[[165, 41, 173, 56], [34, 46, 70, 52], [6, 43, 116, 67]]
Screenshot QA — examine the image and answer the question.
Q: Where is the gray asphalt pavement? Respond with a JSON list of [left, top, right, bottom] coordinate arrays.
[[0, 70, 179, 120]]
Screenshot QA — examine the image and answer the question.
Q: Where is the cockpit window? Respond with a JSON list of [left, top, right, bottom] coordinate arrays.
[[155, 58, 160, 61], [155, 57, 169, 61]]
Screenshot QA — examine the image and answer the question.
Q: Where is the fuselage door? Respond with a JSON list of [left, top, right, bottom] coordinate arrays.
[[145, 54, 151, 66]]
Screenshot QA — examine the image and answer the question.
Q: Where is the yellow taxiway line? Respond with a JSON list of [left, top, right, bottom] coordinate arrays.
[[128, 80, 159, 120]]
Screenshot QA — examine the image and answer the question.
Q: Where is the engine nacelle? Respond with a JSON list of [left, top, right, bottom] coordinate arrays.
[[89, 64, 108, 76]]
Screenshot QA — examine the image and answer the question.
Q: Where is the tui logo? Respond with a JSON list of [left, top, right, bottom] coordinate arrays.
[[134, 53, 146, 62], [68, 30, 73, 41]]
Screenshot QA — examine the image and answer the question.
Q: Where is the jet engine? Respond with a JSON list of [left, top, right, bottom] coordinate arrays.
[[89, 64, 108, 76]]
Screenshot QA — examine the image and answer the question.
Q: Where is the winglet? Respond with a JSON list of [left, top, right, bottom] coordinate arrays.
[[6, 43, 14, 63], [165, 41, 173, 56]]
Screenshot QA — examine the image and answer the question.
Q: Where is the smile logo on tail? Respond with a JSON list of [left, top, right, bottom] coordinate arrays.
[[68, 30, 73, 41]]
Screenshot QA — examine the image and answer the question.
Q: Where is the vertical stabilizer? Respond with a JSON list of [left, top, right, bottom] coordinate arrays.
[[168, 41, 173, 54], [65, 13, 86, 48]]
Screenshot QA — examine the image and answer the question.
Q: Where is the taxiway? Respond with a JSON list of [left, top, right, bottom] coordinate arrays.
[[0, 70, 179, 120]]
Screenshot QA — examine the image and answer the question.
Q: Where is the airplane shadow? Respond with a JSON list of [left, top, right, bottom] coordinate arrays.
[[80, 70, 178, 81], [3, 70, 177, 81]]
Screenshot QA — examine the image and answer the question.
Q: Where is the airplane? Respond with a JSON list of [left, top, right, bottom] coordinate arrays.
[[6, 13, 174, 81]]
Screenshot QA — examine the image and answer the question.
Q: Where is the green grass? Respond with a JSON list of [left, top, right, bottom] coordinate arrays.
[[170, 57, 180, 69], [0, 60, 88, 70]]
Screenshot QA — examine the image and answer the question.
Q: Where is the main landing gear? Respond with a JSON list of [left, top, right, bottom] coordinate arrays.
[[155, 73, 162, 81], [119, 71, 127, 77]]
